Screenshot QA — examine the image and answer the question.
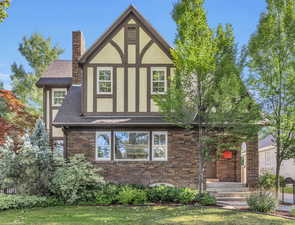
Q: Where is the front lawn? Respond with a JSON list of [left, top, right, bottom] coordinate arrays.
[[0, 206, 294, 225]]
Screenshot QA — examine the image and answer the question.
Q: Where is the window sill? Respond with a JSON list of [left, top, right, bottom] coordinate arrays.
[[96, 94, 113, 98]]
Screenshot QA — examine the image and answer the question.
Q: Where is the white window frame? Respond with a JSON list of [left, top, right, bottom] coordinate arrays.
[[95, 132, 112, 161], [52, 88, 67, 107], [152, 131, 168, 161], [151, 67, 167, 95], [97, 67, 113, 94], [114, 131, 150, 161]]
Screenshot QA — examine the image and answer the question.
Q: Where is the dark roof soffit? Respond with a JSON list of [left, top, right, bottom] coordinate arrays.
[[78, 5, 172, 64]]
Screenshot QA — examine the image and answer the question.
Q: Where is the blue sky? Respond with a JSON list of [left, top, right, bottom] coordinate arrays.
[[0, 0, 266, 89]]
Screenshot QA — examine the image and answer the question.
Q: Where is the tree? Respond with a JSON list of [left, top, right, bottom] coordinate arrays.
[[0, 0, 10, 23], [10, 33, 64, 115], [0, 90, 37, 147], [155, 0, 260, 192], [0, 120, 55, 195], [247, 0, 295, 197], [0, 81, 4, 89]]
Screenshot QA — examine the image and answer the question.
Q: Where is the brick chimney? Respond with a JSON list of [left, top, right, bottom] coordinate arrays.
[[72, 31, 85, 85]]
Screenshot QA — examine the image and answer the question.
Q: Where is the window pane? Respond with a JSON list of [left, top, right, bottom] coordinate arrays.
[[99, 82, 112, 93], [152, 81, 165, 93], [53, 140, 64, 157], [115, 132, 149, 160], [152, 71, 165, 81], [153, 134, 166, 145], [54, 98, 64, 105], [99, 70, 111, 81], [54, 91, 66, 98], [153, 146, 166, 159], [96, 133, 111, 160]]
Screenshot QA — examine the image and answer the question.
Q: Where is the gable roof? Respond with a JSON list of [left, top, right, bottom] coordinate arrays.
[[259, 135, 275, 149], [79, 5, 173, 64]]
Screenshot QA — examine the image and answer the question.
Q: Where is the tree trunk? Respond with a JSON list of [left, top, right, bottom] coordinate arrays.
[[275, 159, 281, 198]]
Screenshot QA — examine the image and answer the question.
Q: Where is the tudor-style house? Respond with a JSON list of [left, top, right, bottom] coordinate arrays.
[[36, 6, 259, 188]]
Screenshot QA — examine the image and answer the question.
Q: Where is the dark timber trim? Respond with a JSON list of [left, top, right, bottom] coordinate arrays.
[[139, 40, 153, 63], [110, 40, 124, 64], [83, 66, 87, 114], [124, 23, 128, 112], [147, 67, 151, 112], [113, 67, 117, 112], [93, 67, 97, 112]]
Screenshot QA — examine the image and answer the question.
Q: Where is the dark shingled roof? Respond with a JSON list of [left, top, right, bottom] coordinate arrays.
[[36, 60, 72, 87], [43, 60, 72, 78], [53, 86, 174, 127], [36, 77, 72, 88], [259, 135, 275, 149]]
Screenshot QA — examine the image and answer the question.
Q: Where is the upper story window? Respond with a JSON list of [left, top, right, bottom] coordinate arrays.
[[97, 68, 112, 94], [152, 132, 168, 161], [151, 68, 166, 94], [52, 88, 67, 106]]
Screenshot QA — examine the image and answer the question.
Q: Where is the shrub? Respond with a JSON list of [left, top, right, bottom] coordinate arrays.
[[49, 154, 104, 204], [0, 194, 60, 210], [291, 208, 295, 217], [117, 186, 147, 205], [177, 188, 197, 204], [0, 120, 57, 196], [259, 173, 285, 190], [247, 192, 278, 213], [147, 185, 179, 203], [147, 185, 197, 204], [195, 192, 216, 206], [95, 184, 122, 204]]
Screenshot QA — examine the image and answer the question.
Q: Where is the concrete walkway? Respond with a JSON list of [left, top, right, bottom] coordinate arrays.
[[280, 193, 295, 204]]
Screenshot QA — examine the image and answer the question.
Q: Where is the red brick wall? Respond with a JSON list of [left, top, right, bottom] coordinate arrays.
[[66, 128, 199, 188], [72, 31, 85, 85], [216, 151, 241, 182], [65, 127, 257, 187]]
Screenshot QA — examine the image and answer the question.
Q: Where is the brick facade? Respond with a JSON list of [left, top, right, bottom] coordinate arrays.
[[72, 31, 85, 85], [64, 127, 258, 188]]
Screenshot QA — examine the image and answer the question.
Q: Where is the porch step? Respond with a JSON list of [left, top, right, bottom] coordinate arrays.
[[215, 196, 247, 201], [207, 182, 246, 189], [207, 187, 249, 192], [212, 192, 251, 198]]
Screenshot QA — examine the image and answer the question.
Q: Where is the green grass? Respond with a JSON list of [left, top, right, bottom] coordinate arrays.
[[0, 206, 294, 225], [283, 186, 294, 194]]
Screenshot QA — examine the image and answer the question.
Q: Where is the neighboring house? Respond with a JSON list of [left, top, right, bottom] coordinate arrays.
[[36, 6, 259, 188], [259, 135, 295, 180]]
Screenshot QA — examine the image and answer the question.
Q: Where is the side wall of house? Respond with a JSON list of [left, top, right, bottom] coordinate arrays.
[[43, 87, 67, 144]]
